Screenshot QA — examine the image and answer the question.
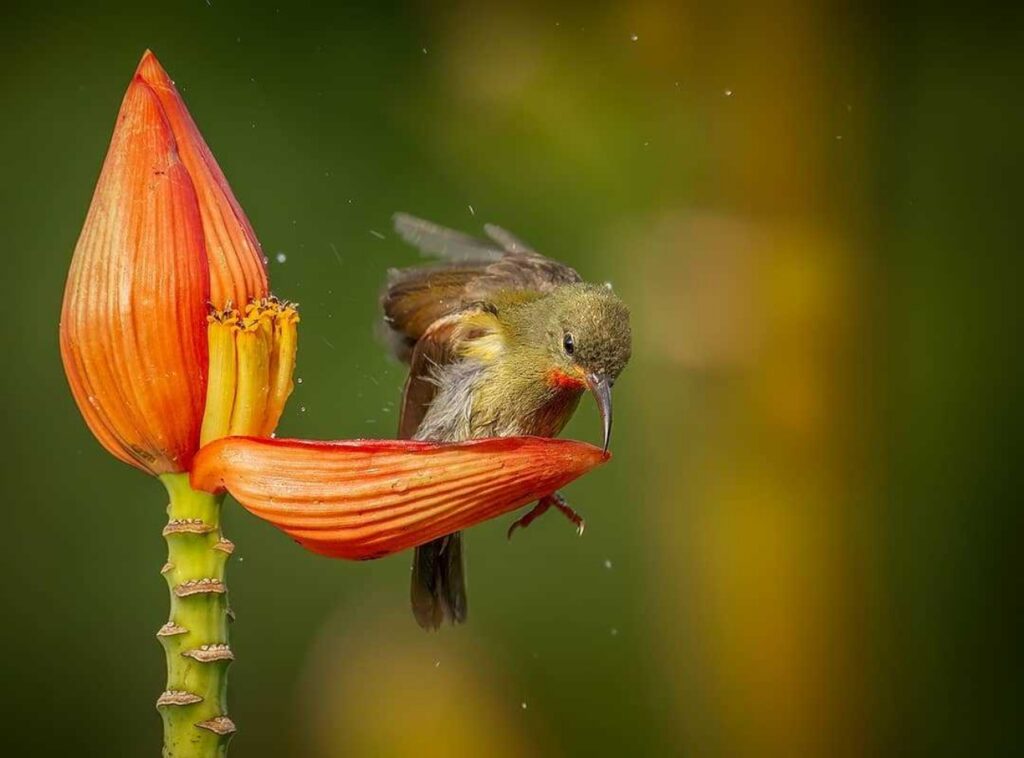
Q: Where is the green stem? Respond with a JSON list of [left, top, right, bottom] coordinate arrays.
[[157, 473, 236, 757]]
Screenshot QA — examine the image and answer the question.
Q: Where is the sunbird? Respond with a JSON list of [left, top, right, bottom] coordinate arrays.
[[381, 214, 632, 629]]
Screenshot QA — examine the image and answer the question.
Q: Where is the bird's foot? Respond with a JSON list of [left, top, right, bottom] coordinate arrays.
[[506, 500, 550, 540], [549, 493, 586, 535], [506, 493, 585, 540]]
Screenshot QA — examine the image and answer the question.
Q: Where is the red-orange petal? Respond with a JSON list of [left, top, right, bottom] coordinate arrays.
[[60, 77, 210, 474], [135, 50, 268, 309], [191, 437, 609, 560]]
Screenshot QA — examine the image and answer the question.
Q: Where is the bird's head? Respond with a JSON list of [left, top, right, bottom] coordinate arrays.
[[529, 283, 632, 452]]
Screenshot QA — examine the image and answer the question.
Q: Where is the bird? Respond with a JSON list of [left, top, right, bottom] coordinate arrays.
[[380, 213, 632, 629]]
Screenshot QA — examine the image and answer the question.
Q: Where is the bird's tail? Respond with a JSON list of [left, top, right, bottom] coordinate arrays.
[[410, 532, 467, 630]]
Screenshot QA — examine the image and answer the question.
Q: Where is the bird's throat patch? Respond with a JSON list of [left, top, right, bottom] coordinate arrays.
[[547, 368, 586, 391]]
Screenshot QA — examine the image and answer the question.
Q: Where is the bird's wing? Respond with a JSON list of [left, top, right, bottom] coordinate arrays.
[[382, 214, 582, 360], [483, 222, 536, 254], [397, 307, 506, 438], [394, 211, 539, 258], [393, 212, 505, 263], [397, 312, 464, 439]]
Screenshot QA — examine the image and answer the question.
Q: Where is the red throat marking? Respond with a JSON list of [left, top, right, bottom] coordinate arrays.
[[547, 368, 586, 391]]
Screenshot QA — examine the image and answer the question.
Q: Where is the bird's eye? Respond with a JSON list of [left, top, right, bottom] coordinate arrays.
[[563, 333, 575, 355]]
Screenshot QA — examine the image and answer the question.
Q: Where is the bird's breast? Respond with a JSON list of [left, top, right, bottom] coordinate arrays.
[[468, 372, 583, 439]]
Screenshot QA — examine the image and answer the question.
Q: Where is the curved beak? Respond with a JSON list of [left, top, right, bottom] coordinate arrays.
[[585, 372, 613, 453]]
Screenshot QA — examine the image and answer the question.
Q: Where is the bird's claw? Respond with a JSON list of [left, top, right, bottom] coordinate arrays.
[[506, 493, 585, 540], [506, 500, 550, 540], [550, 493, 586, 536]]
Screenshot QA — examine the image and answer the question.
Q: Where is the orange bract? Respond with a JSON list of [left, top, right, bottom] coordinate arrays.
[[60, 78, 210, 474], [135, 51, 268, 309], [191, 436, 609, 559], [60, 51, 270, 475]]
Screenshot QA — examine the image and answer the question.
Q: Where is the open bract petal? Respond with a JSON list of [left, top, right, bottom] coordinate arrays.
[[191, 436, 609, 559]]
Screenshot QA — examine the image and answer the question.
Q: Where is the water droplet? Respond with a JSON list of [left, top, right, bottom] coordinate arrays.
[[610, 627, 619, 636], [296, 377, 303, 384], [434, 660, 441, 668], [370, 230, 386, 240], [276, 252, 287, 263], [724, 88, 733, 97], [630, 34, 639, 42], [521, 702, 528, 710], [468, 204, 475, 216], [422, 47, 428, 54], [835, 134, 843, 140], [300, 405, 306, 413], [604, 559, 613, 569]]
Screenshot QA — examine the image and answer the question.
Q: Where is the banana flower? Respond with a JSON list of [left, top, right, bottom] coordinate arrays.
[[59, 51, 605, 757]]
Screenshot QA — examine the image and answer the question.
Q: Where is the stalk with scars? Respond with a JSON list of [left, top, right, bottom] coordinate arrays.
[[382, 214, 633, 629]]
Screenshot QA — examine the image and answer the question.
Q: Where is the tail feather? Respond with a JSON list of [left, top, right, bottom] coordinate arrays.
[[410, 533, 467, 630]]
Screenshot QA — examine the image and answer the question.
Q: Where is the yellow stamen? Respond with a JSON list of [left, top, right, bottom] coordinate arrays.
[[199, 311, 239, 446], [201, 298, 299, 445], [262, 304, 299, 436], [228, 316, 271, 437]]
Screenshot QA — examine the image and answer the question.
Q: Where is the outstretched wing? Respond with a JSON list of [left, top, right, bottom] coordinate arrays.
[[383, 214, 581, 438], [393, 212, 539, 258], [393, 213, 506, 263], [383, 213, 581, 359]]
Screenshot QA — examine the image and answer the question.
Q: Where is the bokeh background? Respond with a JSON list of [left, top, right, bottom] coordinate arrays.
[[1, 1, 1019, 756]]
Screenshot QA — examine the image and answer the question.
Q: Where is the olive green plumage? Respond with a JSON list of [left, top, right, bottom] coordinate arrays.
[[381, 213, 631, 629]]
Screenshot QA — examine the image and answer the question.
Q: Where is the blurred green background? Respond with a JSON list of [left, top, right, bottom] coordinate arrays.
[[1, 1, 1019, 755]]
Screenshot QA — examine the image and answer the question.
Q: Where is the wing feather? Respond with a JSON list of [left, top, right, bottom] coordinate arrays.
[[483, 223, 535, 254], [382, 213, 581, 358], [398, 313, 464, 439], [393, 212, 504, 263]]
